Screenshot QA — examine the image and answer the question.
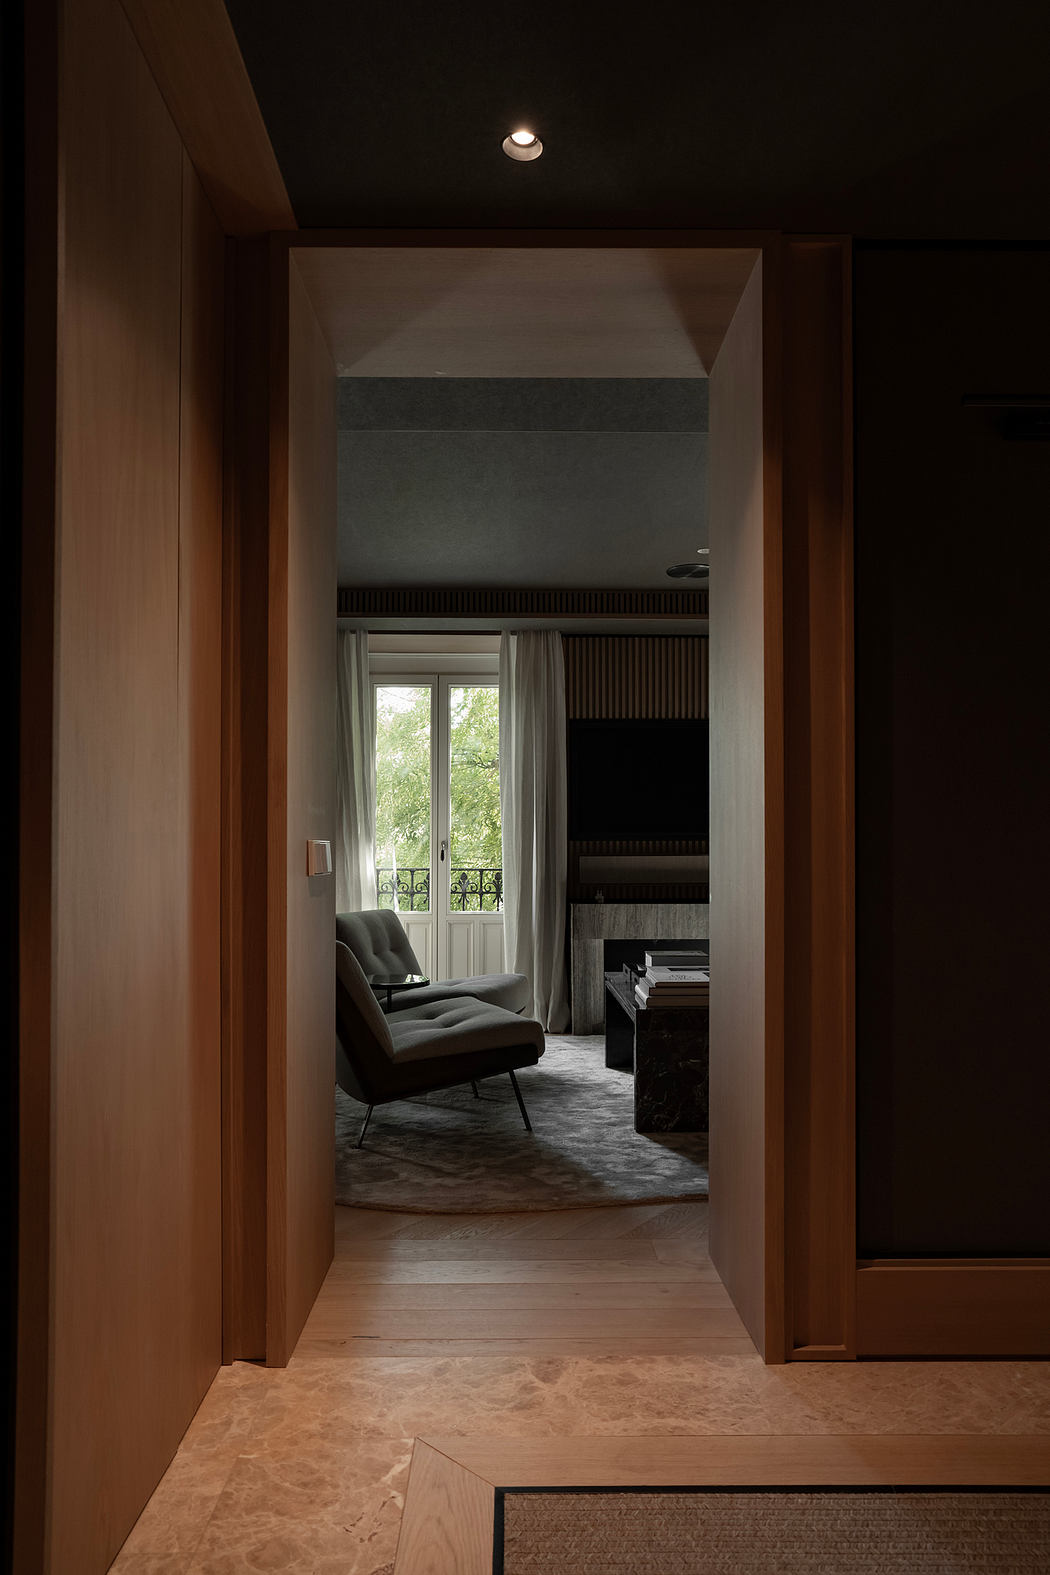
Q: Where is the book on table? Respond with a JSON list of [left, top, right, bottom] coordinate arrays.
[[635, 965, 710, 1009], [644, 949, 707, 970], [645, 966, 709, 984], [635, 985, 710, 1009]]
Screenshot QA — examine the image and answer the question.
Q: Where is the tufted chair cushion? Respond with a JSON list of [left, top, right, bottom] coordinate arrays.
[[335, 940, 545, 1108], [336, 909, 421, 977], [336, 909, 530, 1015]]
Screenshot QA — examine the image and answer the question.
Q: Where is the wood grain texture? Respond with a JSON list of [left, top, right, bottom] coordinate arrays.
[[857, 1261, 1050, 1357], [707, 256, 781, 1360], [759, 248, 788, 1370], [780, 238, 856, 1360], [48, 0, 223, 1566], [116, 0, 295, 234], [422, 1434, 1050, 1490], [265, 254, 337, 1363], [563, 635, 708, 718], [301, 1203, 744, 1358], [178, 149, 225, 1407], [394, 1441, 495, 1575], [221, 237, 271, 1361], [396, 1432, 1050, 1571], [16, 3, 61, 1567]]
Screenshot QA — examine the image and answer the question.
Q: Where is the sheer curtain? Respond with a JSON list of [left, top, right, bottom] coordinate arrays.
[[335, 629, 377, 913], [499, 631, 570, 1031]]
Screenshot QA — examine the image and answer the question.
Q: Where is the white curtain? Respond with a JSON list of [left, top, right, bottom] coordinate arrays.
[[499, 631, 570, 1031], [335, 629, 376, 912]]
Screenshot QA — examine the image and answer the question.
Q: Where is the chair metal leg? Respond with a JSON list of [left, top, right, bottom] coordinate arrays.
[[471, 1080, 480, 1098], [357, 1104, 375, 1148], [508, 1070, 532, 1132]]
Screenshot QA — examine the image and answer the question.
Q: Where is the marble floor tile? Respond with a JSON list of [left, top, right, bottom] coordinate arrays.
[[106, 1198, 1050, 1573], [107, 1558, 192, 1575], [183, 1440, 411, 1575]]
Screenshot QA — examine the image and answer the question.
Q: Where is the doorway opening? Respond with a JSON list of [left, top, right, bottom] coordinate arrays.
[[269, 231, 830, 1365]]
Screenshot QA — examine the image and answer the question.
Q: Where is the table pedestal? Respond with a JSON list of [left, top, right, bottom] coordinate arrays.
[[604, 973, 709, 1133]]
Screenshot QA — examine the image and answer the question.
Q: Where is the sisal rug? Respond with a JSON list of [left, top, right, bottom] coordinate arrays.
[[499, 1488, 1050, 1573], [334, 1035, 708, 1212]]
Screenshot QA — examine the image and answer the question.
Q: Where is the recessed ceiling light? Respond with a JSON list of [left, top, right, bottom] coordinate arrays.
[[502, 128, 543, 161]]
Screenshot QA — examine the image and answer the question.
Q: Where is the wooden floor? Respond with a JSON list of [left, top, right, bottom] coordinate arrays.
[[108, 1197, 1050, 1572], [298, 1199, 757, 1358]]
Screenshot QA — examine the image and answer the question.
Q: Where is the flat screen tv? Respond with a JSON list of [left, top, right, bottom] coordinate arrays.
[[568, 719, 709, 841]]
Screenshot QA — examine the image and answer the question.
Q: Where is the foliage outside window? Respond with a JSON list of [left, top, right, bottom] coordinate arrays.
[[374, 684, 502, 911]]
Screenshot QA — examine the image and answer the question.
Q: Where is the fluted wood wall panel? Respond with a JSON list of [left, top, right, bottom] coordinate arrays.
[[337, 587, 708, 620], [564, 636, 709, 901], [563, 635, 708, 719]]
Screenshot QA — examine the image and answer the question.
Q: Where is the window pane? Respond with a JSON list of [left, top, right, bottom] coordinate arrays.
[[448, 685, 502, 912], [374, 685, 431, 911]]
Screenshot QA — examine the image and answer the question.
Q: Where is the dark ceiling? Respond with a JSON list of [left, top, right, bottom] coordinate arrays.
[[225, 0, 1050, 236]]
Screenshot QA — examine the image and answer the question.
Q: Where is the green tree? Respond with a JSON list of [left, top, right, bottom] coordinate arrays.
[[374, 686, 431, 906], [374, 684, 503, 911]]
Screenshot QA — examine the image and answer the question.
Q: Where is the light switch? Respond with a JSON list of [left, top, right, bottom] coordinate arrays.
[[307, 839, 332, 876]]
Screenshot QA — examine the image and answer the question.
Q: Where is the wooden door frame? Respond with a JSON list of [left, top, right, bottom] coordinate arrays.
[[224, 227, 856, 1365]]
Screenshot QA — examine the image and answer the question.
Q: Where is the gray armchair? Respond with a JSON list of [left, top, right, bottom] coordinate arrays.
[[335, 942, 545, 1145], [336, 908, 530, 1015]]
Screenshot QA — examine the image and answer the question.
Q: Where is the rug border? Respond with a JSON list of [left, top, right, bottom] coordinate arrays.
[[336, 1188, 708, 1215], [392, 1435, 1050, 1575], [336, 1037, 709, 1213]]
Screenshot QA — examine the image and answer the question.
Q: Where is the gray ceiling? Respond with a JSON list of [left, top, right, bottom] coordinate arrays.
[[226, 0, 1048, 609], [338, 379, 708, 590], [226, 0, 1050, 236]]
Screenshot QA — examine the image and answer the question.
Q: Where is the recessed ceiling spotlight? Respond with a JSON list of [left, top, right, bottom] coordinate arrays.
[[502, 128, 543, 161], [666, 547, 710, 580]]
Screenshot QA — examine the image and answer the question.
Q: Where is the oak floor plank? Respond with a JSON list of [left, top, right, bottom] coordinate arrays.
[[323, 1258, 722, 1284], [336, 1237, 671, 1262], [335, 1209, 431, 1241], [651, 1239, 716, 1264], [425, 1434, 1050, 1488], [310, 1282, 735, 1311], [294, 1335, 757, 1358], [521, 1205, 688, 1242], [301, 1306, 747, 1341], [620, 1202, 711, 1239]]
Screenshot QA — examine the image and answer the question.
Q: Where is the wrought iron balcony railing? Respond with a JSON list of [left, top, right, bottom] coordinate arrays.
[[376, 866, 503, 914]]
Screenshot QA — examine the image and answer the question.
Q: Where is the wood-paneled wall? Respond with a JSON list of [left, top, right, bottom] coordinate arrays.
[[222, 238, 271, 1362], [18, 0, 226, 1568], [780, 240, 854, 1359], [269, 256, 337, 1362], [564, 636, 709, 902], [707, 257, 783, 1361], [16, 3, 226, 1562], [562, 635, 708, 719], [223, 243, 338, 1369]]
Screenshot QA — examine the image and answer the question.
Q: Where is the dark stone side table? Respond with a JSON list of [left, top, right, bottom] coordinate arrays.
[[604, 972, 709, 1134]]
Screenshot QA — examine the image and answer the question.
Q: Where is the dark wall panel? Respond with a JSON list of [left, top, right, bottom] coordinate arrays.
[[855, 246, 1050, 1257]]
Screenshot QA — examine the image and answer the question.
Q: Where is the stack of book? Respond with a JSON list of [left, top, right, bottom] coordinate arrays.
[[634, 949, 710, 1010]]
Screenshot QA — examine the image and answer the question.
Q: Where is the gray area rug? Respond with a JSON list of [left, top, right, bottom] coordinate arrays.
[[501, 1490, 1050, 1574], [335, 1035, 708, 1212]]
